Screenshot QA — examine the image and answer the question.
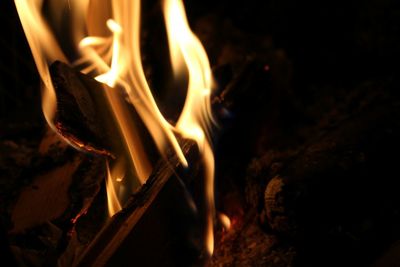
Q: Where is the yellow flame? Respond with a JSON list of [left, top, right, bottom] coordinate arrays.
[[77, 1, 188, 186], [15, 0, 217, 256], [14, 0, 67, 126], [163, 0, 216, 255], [83, 18, 153, 184]]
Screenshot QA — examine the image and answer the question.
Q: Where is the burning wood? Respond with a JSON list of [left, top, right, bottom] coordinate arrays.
[[14, 0, 219, 260], [46, 61, 206, 265], [4, 0, 400, 266]]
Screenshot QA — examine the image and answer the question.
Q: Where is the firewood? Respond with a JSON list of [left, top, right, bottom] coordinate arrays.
[[50, 61, 114, 157], [6, 61, 110, 235], [3, 62, 114, 265], [5, 56, 279, 267], [73, 141, 205, 267], [48, 61, 210, 266]]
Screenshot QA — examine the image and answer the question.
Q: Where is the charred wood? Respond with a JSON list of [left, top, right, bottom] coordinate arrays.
[[50, 61, 114, 157]]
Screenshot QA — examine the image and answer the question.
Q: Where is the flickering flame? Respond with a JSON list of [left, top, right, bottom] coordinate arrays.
[[106, 161, 122, 217], [218, 212, 231, 231], [15, 0, 217, 256], [77, 1, 187, 191], [163, 0, 216, 254], [14, 0, 67, 126]]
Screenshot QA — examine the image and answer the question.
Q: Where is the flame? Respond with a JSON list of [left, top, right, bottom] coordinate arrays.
[[218, 212, 231, 231], [163, 0, 216, 254], [14, 0, 67, 126], [105, 157, 127, 216], [77, 1, 187, 186], [15, 0, 217, 255], [106, 161, 122, 217]]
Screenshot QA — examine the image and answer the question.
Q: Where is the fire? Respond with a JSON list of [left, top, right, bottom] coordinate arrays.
[[106, 161, 122, 217], [163, 0, 216, 254], [15, 0, 220, 256], [14, 0, 67, 127], [218, 212, 232, 231]]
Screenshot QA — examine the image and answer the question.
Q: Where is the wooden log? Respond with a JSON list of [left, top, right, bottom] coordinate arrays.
[[50, 60, 158, 165], [73, 141, 205, 267], [1, 61, 115, 266], [46, 62, 207, 266], [50, 61, 114, 157]]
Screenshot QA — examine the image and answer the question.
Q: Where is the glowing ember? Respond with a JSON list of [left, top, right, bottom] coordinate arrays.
[[218, 212, 232, 231], [14, 0, 224, 256]]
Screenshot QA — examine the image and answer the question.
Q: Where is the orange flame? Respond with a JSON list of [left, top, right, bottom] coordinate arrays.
[[15, 0, 217, 255]]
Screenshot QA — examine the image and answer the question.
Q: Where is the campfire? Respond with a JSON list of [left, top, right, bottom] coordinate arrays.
[[2, 0, 400, 266]]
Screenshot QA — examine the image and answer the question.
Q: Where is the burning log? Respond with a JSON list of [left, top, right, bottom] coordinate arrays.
[[10, 0, 235, 264], [5, 59, 114, 245], [44, 61, 207, 266], [2, 60, 126, 265]]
